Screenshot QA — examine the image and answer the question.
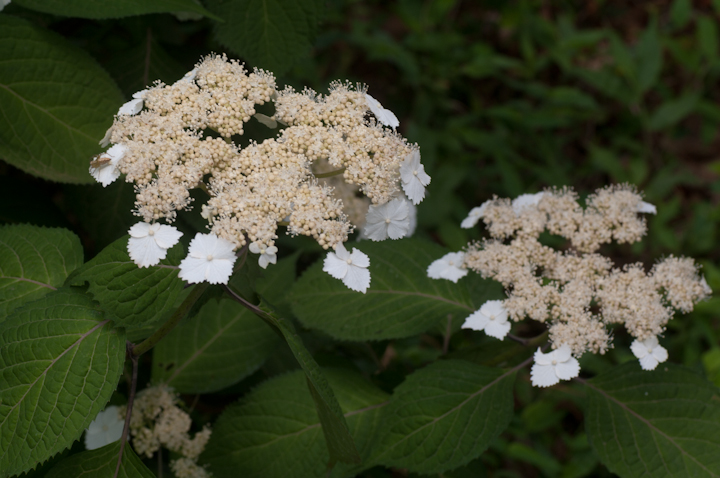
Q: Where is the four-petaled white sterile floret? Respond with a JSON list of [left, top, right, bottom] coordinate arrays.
[[427, 252, 468, 283], [363, 198, 411, 241], [323, 243, 371, 293], [249, 242, 278, 269], [127, 222, 183, 268], [179, 233, 237, 284], [531, 344, 581, 387], [89, 143, 126, 187], [630, 336, 668, 371], [84, 406, 124, 450], [400, 150, 431, 205], [462, 300, 511, 339]]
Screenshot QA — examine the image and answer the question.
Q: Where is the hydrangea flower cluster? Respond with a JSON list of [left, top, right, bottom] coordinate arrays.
[[428, 185, 711, 387], [121, 385, 211, 478], [91, 54, 428, 290]]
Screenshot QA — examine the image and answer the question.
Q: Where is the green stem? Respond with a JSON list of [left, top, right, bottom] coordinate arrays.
[[132, 282, 209, 356], [313, 167, 346, 178]]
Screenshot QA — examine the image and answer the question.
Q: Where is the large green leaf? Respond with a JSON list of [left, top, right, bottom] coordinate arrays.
[[584, 362, 720, 478], [202, 368, 388, 478], [0, 288, 126, 477], [45, 440, 154, 478], [151, 297, 280, 394], [0, 224, 83, 319], [368, 359, 516, 474], [67, 236, 185, 331], [0, 15, 124, 183], [206, 0, 325, 74], [13, 0, 220, 20], [290, 238, 475, 341]]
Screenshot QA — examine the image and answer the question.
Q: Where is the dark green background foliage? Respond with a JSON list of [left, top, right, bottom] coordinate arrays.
[[1, 1, 720, 477]]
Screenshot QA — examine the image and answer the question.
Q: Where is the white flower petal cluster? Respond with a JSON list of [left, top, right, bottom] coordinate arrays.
[[128, 222, 183, 268], [630, 336, 668, 370], [461, 200, 491, 229], [323, 243, 371, 293], [512, 192, 545, 214], [85, 405, 124, 450], [179, 233, 237, 284], [89, 144, 126, 187], [249, 242, 278, 269], [462, 300, 511, 339], [117, 89, 148, 116], [363, 198, 411, 241], [427, 252, 468, 283], [364, 93, 399, 128], [530, 345, 580, 387], [400, 150, 431, 205]]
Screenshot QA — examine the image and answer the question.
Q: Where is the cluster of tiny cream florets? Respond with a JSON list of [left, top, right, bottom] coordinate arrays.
[[92, 55, 428, 288], [121, 385, 211, 478], [429, 185, 711, 386]]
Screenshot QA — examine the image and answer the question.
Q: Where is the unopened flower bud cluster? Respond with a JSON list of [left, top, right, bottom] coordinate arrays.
[[429, 184, 711, 386], [92, 54, 428, 288], [120, 385, 211, 478]]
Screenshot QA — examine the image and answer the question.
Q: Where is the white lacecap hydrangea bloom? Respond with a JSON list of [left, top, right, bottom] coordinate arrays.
[[85, 405, 124, 450], [127, 222, 183, 268], [630, 336, 668, 370], [462, 300, 511, 339], [323, 243, 371, 293], [427, 252, 468, 283], [178, 233, 237, 284], [97, 56, 431, 292], [530, 345, 580, 388]]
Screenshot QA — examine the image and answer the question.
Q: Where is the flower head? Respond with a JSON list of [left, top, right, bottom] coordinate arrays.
[[178, 233, 237, 284], [128, 222, 183, 268], [117, 89, 148, 116], [364, 93, 399, 128], [85, 405, 124, 450], [323, 243, 371, 293], [630, 336, 668, 371], [400, 150, 431, 205], [530, 344, 580, 387], [427, 251, 468, 283], [461, 201, 491, 229], [363, 198, 410, 241], [462, 300, 511, 339], [249, 242, 278, 269], [89, 144, 127, 187]]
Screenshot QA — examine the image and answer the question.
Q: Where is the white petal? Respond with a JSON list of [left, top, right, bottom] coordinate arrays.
[[364, 219, 389, 241], [174, 68, 198, 85], [639, 354, 660, 371], [461, 202, 490, 229], [479, 300, 507, 321], [400, 151, 421, 183], [323, 252, 349, 280], [461, 309, 490, 331], [152, 224, 183, 249], [128, 222, 151, 238], [637, 201, 657, 214], [386, 198, 409, 220], [554, 357, 580, 380], [128, 235, 167, 268], [630, 339, 649, 359], [533, 347, 553, 366], [402, 178, 426, 205], [254, 113, 278, 128], [512, 192, 545, 214], [651, 345, 668, 364], [364, 93, 399, 128], [90, 162, 121, 187], [204, 259, 235, 284], [249, 243, 262, 254], [386, 219, 409, 239], [99, 126, 113, 147], [484, 319, 511, 340], [117, 97, 144, 116], [342, 265, 371, 293], [531, 363, 560, 387], [85, 406, 123, 450], [427, 258, 448, 280], [551, 344, 573, 363], [441, 265, 468, 283], [700, 276, 712, 295], [349, 248, 370, 268], [332, 242, 351, 261], [178, 256, 210, 283]]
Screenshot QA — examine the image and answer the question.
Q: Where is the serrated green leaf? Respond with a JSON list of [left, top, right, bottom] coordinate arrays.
[[45, 440, 155, 478], [206, 0, 324, 74], [368, 359, 516, 474], [0, 15, 124, 183], [151, 297, 280, 394], [290, 238, 475, 341], [13, 0, 220, 20], [103, 35, 190, 97], [67, 235, 185, 331], [0, 288, 126, 477], [0, 224, 83, 319], [202, 368, 388, 478], [584, 362, 720, 478]]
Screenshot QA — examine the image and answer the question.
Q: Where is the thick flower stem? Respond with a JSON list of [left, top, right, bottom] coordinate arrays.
[[132, 282, 210, 357], [313, 166, 346, 178]]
